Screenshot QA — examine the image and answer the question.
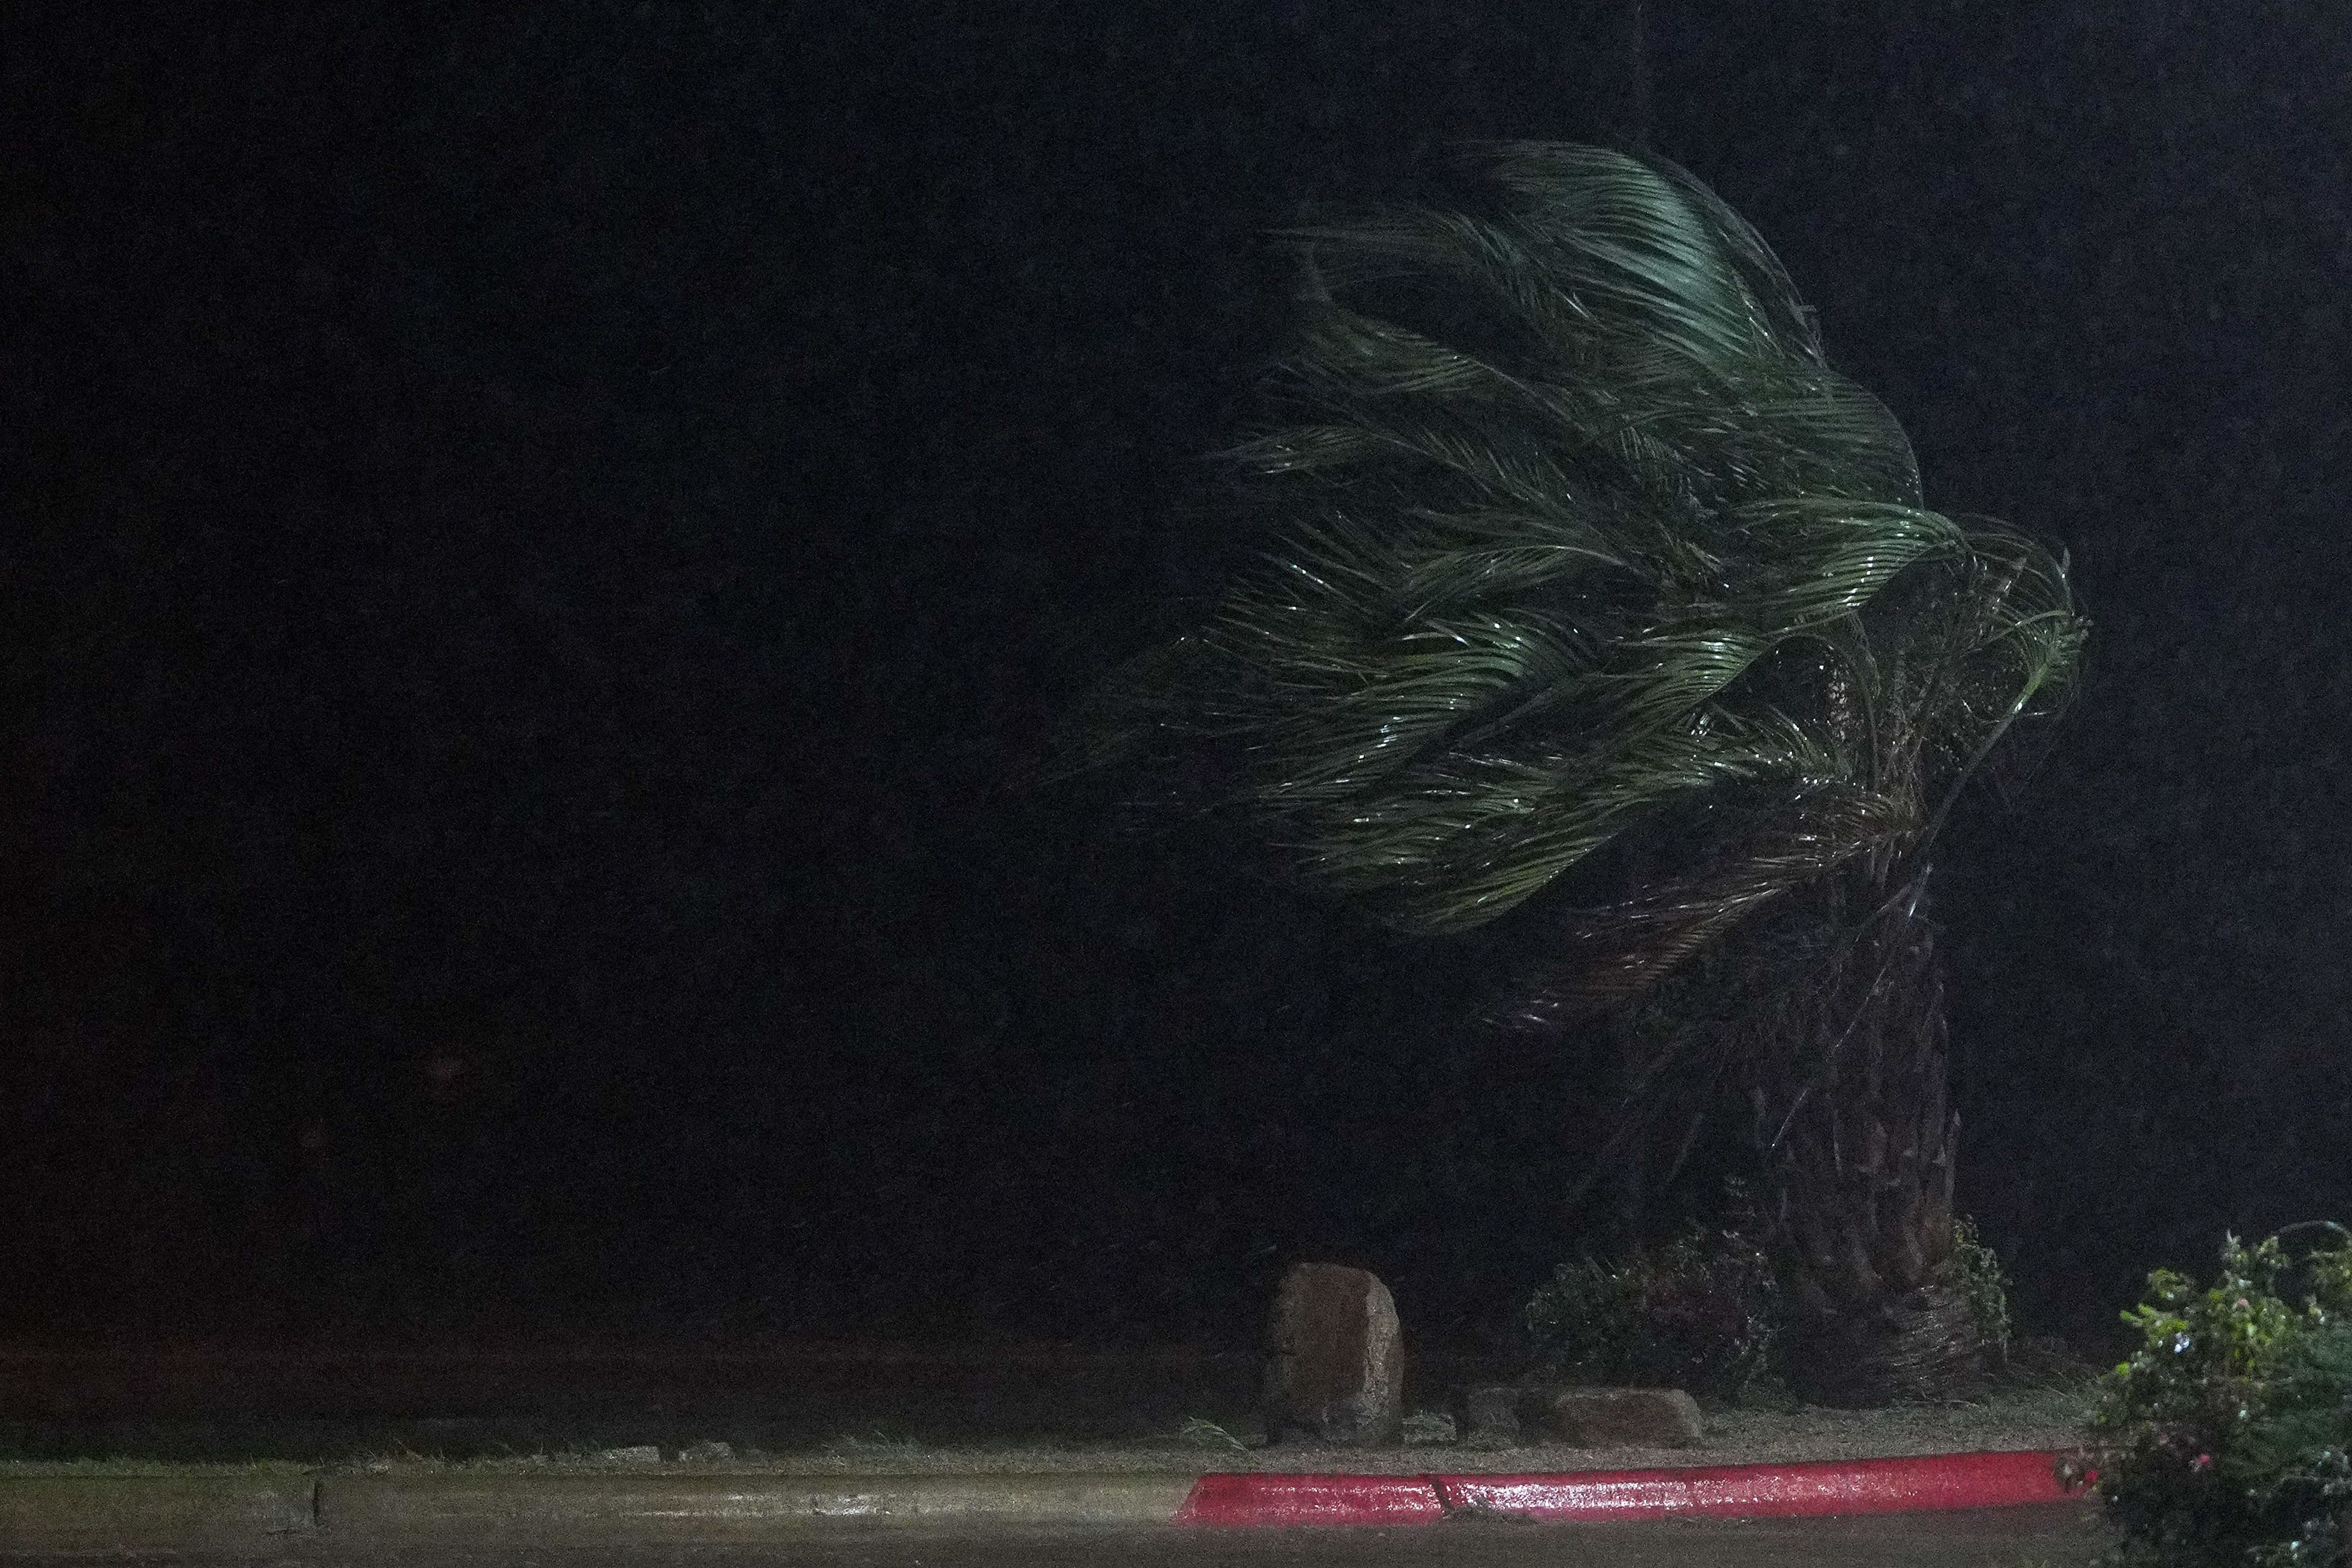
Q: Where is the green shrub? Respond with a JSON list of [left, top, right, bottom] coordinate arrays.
[[1522, 1210, 2021, 1403], [2067, 1227, 2352, 1568], [1522, 1223, 1779, 1399], [1951, 1215, 2016, 1362]]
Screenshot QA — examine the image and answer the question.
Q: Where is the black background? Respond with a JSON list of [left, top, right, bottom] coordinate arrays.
[[8, 0, 2350, 1355]]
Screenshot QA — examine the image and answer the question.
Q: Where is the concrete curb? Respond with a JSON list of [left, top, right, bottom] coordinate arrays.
[[323, 1472, 1200, 1540], [0, 1451, 2086, 1546]]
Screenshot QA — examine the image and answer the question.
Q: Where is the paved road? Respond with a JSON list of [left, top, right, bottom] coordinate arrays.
[[0, 1503, 2107, 1566]]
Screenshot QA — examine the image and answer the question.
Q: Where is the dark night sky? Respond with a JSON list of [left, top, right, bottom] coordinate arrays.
[[6, 1, 2350, 1353]]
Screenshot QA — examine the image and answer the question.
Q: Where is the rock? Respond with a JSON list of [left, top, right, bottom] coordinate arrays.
[[1400, 1408, 1458, 1446], [1451, 1384, 1532, 1449], [1546, 1387, 1704, 1447], [1449, 1382, 1710, 1450], [1261, 1261, 1404, 1446], [677, 1439, 733, 1462]]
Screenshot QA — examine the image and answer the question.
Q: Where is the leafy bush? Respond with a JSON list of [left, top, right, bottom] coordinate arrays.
[[2066, 1226, 2352, 1568], [1522, 1209, 2021, 1403], [1951, 1216, 2016, 1363], [1522, 1223, 1779, 1399]]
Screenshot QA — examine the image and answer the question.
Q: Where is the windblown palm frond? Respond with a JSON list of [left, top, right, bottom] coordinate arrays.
[[1072, 143, 2085, 1020]]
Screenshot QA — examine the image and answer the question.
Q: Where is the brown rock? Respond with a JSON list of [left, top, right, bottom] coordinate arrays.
[[1546, 1387, 1704, 1447], [1260, 1262, 1403, 1446], [1451, 1384, 1529, 1449]]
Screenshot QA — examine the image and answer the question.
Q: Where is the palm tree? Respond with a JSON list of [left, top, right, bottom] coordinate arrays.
[[1061, 143, 2085, 1404]]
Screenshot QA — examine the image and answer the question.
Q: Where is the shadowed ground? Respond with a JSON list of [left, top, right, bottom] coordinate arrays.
[[0, 1503, 2106, 1566], [0, 1341, 2093, 1469]]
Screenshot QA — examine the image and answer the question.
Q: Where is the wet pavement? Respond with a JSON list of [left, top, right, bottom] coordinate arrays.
[[0, 1502, 2107, 1567]]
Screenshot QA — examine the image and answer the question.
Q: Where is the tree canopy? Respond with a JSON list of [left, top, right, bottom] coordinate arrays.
[[1066, 143, 2085, 1029]]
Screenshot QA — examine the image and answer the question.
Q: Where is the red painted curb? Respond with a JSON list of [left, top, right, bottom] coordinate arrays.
[[1437, 1450, 2081, 1520], [1175, 1450, 2081, 1527]]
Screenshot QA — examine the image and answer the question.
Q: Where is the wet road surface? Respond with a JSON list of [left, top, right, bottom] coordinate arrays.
[[0, 1501, 2106, 1566]]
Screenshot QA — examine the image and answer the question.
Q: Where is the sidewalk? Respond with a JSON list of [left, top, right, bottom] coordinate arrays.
[[0, 1341, 2099, 1550]]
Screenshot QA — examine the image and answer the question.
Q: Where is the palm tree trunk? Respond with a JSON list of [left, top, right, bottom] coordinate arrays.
[[1596, 1008, 1649, 1254], [1749, 869, 1989, 1406]]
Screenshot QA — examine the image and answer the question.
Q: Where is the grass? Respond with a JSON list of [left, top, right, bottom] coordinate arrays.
[[0, 1339, 2104, 1474], [0, 1458, 315, 1477], [1172, 1416, 1250, 1452], [0, 1381, 2099, 1474], [819, 1430, 926, 1457]]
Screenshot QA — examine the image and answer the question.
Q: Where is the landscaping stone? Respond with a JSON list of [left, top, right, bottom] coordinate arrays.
[[1548, 1387, 1704, 1447], [1447, 1383, 1707, 1448], [1451, 1384, 1532, 1450], [1399, 1408, 1457, 1445], [1260, 1262, 1403, 1446]]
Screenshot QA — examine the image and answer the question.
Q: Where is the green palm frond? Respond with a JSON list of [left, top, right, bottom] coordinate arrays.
[[1065, 142, 2085, 1015]]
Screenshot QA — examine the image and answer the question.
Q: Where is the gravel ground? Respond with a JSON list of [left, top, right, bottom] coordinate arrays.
[[278, 1383, 2091, 1478], [0, 1344, 2100, 1477]]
